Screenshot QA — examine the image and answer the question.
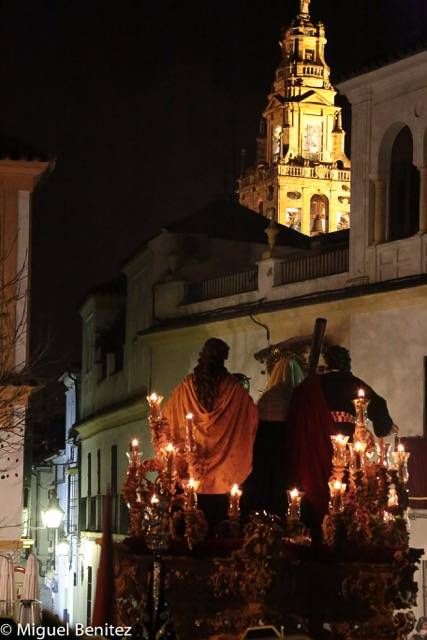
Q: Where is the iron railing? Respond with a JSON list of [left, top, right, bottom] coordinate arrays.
[[186, 267, 258, 303], [279, 247, 349, 285], [79, 497, 87, 532]]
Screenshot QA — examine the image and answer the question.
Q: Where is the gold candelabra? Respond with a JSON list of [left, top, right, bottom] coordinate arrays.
[[124, 390, 252, 550], [323, 390, 410, 548]]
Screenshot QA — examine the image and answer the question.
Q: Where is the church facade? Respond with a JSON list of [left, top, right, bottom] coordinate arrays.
[[237, 0, 351, 236]]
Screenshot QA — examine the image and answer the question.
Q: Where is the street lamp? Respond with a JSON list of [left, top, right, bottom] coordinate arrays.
[[41, 491, 64, 529]]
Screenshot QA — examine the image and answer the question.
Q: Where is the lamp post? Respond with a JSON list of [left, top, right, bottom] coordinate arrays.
[[41, 490, 65, 575], [41, 491, 65, 530]]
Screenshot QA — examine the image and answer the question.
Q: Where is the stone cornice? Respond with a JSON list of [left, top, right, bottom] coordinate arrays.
[[76, 395, 147, 440], [138, 273, 427, 338]]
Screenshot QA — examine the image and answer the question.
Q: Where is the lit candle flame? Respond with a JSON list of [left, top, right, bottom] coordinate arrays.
[[187, 477, 200, 491], [186, 412, 193, 420], [150, 494, 159, 504], [334, 434, 348, 445], [397, 443, 405, 453], [148, 392, 158, 402], [354, 440, 367, 453], [230, 483, 242, 497], [165, 442, 175, 453], [289, 488, 300, 500], [131, 438, 139, 448], [358, 388, 365, 398], [333, 480, 342, 491]]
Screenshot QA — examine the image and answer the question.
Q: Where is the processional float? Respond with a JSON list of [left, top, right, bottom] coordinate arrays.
[[117, 318, 421, 640]]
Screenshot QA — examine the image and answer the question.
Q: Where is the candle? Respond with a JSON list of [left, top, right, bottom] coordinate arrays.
[[186, 477, 200, 510], [128, 438, 140, 466], [353, 440, 367, 470], [392, 442, 410, 484], [228, 483, 242, 520], [164, 442, 176, 488], [147, 392, 163, 420], [328, 479, 346, 513], [387, 484, 399, 508], [287, 488, 303, 520], [331, 434, 349, 467], [353, 388, 369, 427], [185, 412, 195, 451], [150, 493, 160, 505]]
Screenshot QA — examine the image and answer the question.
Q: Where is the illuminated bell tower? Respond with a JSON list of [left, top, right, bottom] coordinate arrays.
[[238, 0, 351, 236]]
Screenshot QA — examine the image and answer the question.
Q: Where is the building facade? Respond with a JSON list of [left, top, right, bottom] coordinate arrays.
[[29, 372, 80, 621], [72, 38, 427, 630], [0, 155, 50, 555], [237, 0, 350, 235]]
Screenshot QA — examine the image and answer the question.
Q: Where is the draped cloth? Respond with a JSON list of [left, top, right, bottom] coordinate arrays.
[[286, 374, 336, 528], [162, 374, 258, 494], [92, 491, 116, 627]]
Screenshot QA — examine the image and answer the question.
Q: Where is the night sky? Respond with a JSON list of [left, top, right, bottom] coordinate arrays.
[[0, 0, 426, 377]]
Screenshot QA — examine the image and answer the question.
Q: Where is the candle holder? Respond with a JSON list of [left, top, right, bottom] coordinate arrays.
[[376, 438, 391, 468], [352, 389, 370, 443], [147, 392, 166, 452], [183, 478, 208, 549], [330, 434, 349, 482], [161, 442, 176, 492], [287, 488, 303, 521], [144, 492, 171, 554], [185, 477, 200, 511], [328, 479, 346, 515], [228, 484, 242, 521], [387, 483, 399, 510], [285, 488, 310, 545], [391, 444, 410, 484], [348, 440, 367, 485], [185, 413, 195, 452], [127, 438, 142, 468]]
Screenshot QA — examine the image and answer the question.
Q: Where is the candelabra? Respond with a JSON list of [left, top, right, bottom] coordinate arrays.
[[123, 391, 211, 552], [322, 389, 411, 549]]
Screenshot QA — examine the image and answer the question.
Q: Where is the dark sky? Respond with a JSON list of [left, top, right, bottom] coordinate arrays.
[[0, 0, 426, 376]]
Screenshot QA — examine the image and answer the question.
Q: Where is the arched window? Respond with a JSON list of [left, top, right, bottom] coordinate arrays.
[[389, 126, 419, 241], [310, 194, 329, 235]]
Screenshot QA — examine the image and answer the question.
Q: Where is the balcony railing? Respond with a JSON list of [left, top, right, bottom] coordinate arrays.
[[79, 497, 87, 532], [88, 496, 97, 532], [186, 267, 258, 303], [279, 247, 349, 285], [79, 494, 129, 534], [240, 165, 350, 184]]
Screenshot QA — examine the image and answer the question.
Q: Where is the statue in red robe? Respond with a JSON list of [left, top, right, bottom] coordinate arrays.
[[161, 338, 258, 526], [286, 346, 397, 537]]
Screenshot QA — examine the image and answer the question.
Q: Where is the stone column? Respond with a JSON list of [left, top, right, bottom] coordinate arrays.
[[373, 177, 386, 244], [418, 166, 427, 233], [301, 187, 311, 236]]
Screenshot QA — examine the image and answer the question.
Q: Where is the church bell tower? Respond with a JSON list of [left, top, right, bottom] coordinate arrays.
[[238, 0, 351, 236]]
